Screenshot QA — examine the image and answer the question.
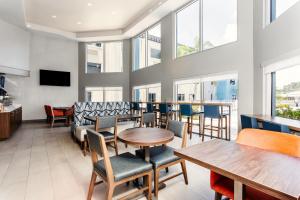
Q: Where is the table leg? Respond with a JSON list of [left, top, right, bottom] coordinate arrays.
[[234, 180, 245, 200], [144, 147, 150, 163], [228, 105, 231, 141]]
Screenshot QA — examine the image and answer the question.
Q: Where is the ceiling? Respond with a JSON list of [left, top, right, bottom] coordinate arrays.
[[24, 0, 163, 32]]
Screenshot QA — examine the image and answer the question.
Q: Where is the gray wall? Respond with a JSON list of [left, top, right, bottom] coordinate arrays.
[[6, 31, 78, 120], [253, 0, 300, 114], [78, 40, 131, 101], [130, 0, 254, 116]]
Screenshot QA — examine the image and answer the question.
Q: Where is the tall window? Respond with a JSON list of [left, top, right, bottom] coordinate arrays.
[[175, 79, 201, 102], [176, 0, 237, 58], [133, 23, 161, 71], [85, 87, 123, 102], [270, 0, 299, 22], [133, 83, 161, 102], [271, 65, 300, 120], [86, 42, 123, 73]]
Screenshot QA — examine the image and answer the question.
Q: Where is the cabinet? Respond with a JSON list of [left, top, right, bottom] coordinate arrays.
[[0, 106, 22, 139]]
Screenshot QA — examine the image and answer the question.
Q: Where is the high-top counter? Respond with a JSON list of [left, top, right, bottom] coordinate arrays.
[[0, 105, 22, 140]]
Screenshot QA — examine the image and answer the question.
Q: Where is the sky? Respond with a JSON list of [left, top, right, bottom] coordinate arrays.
[[276, 65, 300, 89], [276, 0, 299, 18]]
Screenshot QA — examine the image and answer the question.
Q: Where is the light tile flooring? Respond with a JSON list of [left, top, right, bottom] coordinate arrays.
[[0, 122, 237, 200]]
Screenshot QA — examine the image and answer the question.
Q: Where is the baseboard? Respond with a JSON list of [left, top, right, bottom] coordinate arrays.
[[22, 119, 47, 123]]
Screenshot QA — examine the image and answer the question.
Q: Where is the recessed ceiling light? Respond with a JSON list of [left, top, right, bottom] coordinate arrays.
[[149, 9, 153, 13], [26, 24, 31, 28], [77, 21, 82, 25], [111, 11, 117, 15], [87, 2, 93, 6], [52, 15, 57, 19], [158, 1, 162, 5]]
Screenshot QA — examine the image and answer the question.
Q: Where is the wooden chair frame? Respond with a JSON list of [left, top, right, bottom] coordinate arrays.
[[87, 133, 152, 200], [140, 112, 156, 128], [202, 116, 228, 141], [153, 121, 189, 197]]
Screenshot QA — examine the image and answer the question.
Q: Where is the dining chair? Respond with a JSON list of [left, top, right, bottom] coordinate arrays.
[[262, 121, 290, 133], [147, 103, 154, 113], [135, 120, 189, 197], [179, 104, 203, 139], [158, 103, 172, 128], [241, 115, 259, 129], [202, 105, 228, 141], [94, 116, 119, 155], [140, 112, 156, 128], [86, 129, 153, 200], [44, 105, 68, 128]]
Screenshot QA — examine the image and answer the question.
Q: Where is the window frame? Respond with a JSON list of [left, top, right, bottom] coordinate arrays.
[[175, 0, 238, 59], [85, 86, 123, 102], [132, 22, 162, 72], [132, 83, 162, 102], [85, 41, 123, 74]]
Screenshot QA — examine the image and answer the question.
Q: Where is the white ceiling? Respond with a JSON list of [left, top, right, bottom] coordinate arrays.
[[24, 0, 163, 32]]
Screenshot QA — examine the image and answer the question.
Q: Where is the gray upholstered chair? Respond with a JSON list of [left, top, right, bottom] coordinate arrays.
[[95, 116, 119, 155], [86, 129, 153, 200], [140, 112, 156, 128], [135, 120, 189, 197]]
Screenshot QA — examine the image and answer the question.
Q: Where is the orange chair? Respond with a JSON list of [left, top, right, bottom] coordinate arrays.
[[211, 128, 300, 200], [44, 105, 68, 127]]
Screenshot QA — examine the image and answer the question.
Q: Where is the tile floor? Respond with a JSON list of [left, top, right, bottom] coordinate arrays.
[[0, 121, 237, 200]]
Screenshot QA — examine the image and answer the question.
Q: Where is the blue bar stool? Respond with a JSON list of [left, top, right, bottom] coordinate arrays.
[[131, 102, 141, 115], [179, 104, 203, 139], [159, 103, 172, 128], [146, 103, 154, 113], [202, 105, 228, 141], [241, 115, 259, 129], [262, 121, 291, 133]]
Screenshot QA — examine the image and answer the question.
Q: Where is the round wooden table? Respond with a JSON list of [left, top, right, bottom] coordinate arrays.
[[118, 128, 174, 162]]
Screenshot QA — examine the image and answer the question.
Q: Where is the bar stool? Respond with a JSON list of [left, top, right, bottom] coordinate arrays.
[[179, 104, 203, 139], [131, 102, 141, 115], [202, 105, 228, 141], [158, 103, 172, 128]]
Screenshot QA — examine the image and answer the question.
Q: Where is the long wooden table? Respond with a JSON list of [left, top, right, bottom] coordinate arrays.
[[246, 114, 300, 132], [174, 140, 300, 200]]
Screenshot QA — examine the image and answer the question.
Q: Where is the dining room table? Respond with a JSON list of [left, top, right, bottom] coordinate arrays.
[[174, 139, 300, 200]]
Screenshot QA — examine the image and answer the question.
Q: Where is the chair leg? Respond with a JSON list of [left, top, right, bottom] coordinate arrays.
[[180, 161, 188, 185], [114, 140, 119, 156], [225, 116, 228, 140], [105, 184, 114, 200], [165, 167, 169, 173], [214, 192, 222, 200], [217, 118, 220, 139], [202, 117, 205, 142], [87, 171, 97, 200], [83, 139, 87, 156], [210, 118, 213, 139], [147, 173, 152, 200], [154, 168, 160, 197], [51, 118, 54, 128], [190, 117, 193, 139]]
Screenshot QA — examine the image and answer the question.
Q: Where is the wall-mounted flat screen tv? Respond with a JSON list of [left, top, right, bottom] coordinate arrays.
[[40, 70, 71, 87]]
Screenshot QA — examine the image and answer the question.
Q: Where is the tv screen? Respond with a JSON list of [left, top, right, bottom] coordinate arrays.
[[40, 70, 70, 86]]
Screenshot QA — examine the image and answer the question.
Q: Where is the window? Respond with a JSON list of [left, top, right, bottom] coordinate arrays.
[[270, 65, 300, 120], [270, 0, 299, 22], [132, 23, 161, 71], [202, 0, 237, 50], [133, 83, 161, 102], [176, 0, 237, 58], [176, 1, 200, 57], [175, 79, 201, 102], [85, 87, 123, 102], [86, 42, 123, 73]]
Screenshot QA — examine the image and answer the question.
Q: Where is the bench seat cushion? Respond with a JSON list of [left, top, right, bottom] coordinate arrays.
[[75, 125, 94, 142], [94, 152, 152, 181]]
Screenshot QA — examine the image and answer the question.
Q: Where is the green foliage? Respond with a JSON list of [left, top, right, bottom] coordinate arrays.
[[276, 104, 300, 120]]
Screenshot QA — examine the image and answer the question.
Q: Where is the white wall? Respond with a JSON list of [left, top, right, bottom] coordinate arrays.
[[6, 32, 78, 120], [0, 18, 30, 75], [253, 0, 300, 114]]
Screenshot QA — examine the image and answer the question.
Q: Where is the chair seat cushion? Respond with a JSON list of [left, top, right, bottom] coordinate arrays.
[[98, 131, 114, 140], [75, 125, 95, 142], [94, 152, 152, 181], [53, 110, 65, 116], [136, 146, 180, 168]]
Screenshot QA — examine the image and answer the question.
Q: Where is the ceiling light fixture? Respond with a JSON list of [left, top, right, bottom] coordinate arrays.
[[111, 11, 117, 15], [52, 15, 57, 19], [26, 24, 31, 28], [77, 21, 82, 25], [87, 2, 92, 6]]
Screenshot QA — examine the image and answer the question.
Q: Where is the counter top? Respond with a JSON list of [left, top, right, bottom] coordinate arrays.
[[2, 104, 22, 113]]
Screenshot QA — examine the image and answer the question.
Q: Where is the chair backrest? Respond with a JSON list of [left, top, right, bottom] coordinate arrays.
[[86, 129, 114, 182], [236, 129, 300, 158], [262, 121, 290, 133], [180, 104, 193, 116], [95, 116, 117, 133], [147, 103, 154, 113], [44, 105, 54, 117], [240, 115, 259, 129], [204, 105, 220, 118], [131, 102, 140, 111], [167, 120, 188, 148], [141, 112, 156, 127], [159, 103, 170, 114]]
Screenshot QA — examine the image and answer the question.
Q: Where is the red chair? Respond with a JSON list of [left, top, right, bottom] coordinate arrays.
[[64, 105, 74, 126], [211, 128, 300, 200], [44, 105, 67, 128]]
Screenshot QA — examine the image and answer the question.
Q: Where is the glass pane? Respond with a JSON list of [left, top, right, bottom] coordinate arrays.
[[176, 82, 201, 102], [88, 90, 104, 102], [203, 0, 237, 50], [104, 88, 123, 102], [133, 33, 146, 71], [276, 0, 299, 19], [148, 86, 161, 102], [104, 42, 123, 72], [275, 65, 300, 120], [176, 1, 200, 57], [147, 24, 161, 66], [86, 43, 103, 73], [203, 79, 238, 101]]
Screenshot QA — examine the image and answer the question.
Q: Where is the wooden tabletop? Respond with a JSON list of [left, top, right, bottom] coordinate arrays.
[[174, 139, 300, 200], [84, 114, 141, 123], [118, 128, 174, 147], [246, 114, 300, 132]]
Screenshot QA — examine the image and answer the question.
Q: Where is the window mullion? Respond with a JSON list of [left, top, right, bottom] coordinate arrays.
[[199, 0, 203, 52]]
